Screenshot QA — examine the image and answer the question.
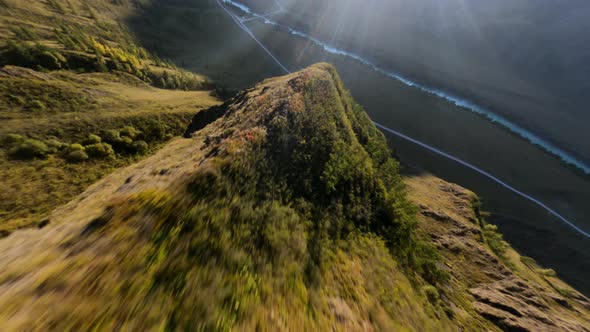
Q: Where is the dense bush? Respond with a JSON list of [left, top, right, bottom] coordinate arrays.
[[3, 135, 63, 159], [483, 223, 508, 259], [119, 136, 134, 151], [120, 126, 140, 139], [147, 70, 210, 91], [422, 285, 440, 305], [102, 129, 127, 151], [83, 134, 102, 145], [142, 120, 169, 142], [10, 139, 50, 159], [45, 138, 65, 153], [130, 140, 149, 154], [67, 149, 89, 162], [101, 129, 122, 144], [0, 42, 66, 70], [100, 127, 152, 155], [85, 143, 115, 159], [67, 143, 85, 152], [1, 134, 24, 147], [251, 76, 413, 264], [1, 24, 212, 92]]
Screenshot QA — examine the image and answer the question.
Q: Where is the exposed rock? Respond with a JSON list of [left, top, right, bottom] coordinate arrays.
[[37, 219, 50, 229], [183, 102, 228, 138], [421, 208, 453, 223], [406, 175, 590, 331]]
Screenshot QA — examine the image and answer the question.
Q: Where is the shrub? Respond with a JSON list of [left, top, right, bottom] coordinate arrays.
[[102, 129, 122, 144], [67, 143, 85, 152], [103, 130, 135, 153], [520, 256, 537, 266], [130, 140, 148, 154], [2, 134, 24, 147], [120, 126, 140, 139], [538, 268, 557, 277], [83, 134, 102, 145], [45, 139, 65, 153], [142, 120, 168, 142], [63, 52, 100, 72], [483, 223, 508, 259], [0, 42, 66, 70], [413, 241, 449, 285], [118, 136, 134, 152], [10, 139, 50, 159], [67, 150, 89, 162], [37, 50, 66, 70], [86, 142, 115, 159], [148, 69, 210, 91], [422, 285, 440, 305]]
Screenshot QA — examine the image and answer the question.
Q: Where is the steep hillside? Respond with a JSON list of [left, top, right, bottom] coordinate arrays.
[[0, 64, 588, 331], [243, 0, 590, 160], [407, 175, 590, 331], [0, 0, 220, 233]]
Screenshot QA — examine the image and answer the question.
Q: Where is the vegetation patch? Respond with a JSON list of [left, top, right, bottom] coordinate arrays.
[[470, 195, 514, 269], [0, 0, 220, 233], [0, 76, 95, 113], [4, 65, 459, 330]]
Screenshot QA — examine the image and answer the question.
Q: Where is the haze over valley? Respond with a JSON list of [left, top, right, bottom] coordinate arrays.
[[1, 0, 589, 330]]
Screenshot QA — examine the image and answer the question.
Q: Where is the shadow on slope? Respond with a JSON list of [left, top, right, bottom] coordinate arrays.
[[126, 0, 284, 89]]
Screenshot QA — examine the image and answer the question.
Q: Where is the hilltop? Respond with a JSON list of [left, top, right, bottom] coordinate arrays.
[[0, 64, 588, 331]]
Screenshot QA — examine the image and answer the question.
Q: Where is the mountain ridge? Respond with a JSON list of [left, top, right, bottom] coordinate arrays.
[[0, 63, 588, 331]]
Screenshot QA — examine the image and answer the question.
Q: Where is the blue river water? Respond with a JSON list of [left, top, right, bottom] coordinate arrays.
[[216, 0, 590, 238], [222, 0, 590, 175]]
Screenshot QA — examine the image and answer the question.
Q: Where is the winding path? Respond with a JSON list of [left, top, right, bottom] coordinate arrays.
[[215, 0, 590, 239]]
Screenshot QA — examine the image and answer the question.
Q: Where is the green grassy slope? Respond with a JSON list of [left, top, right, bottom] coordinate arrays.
[[1, 2, 589, 330], [0, 0, 220, 233], [0, 63, 587, 331], [0, 63, 458, 331]]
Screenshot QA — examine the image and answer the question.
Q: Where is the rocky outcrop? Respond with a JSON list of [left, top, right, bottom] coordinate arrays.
[[407, 175, 590, 331], [469, 278, 590, 332], [183, 102, 228, 138]]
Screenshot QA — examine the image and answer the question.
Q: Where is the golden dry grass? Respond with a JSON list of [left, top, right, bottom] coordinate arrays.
[[0, 67, 219, 233]]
